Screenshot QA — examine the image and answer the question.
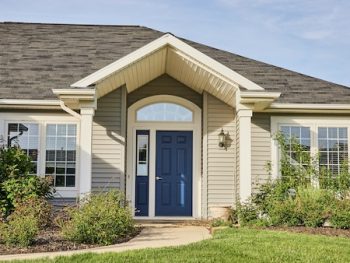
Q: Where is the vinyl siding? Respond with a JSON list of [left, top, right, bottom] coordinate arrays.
[[205, 93, 236, 217], [92, 88, 125, 192], [127, 74, 202, 108], [251, 113, 271, 193]]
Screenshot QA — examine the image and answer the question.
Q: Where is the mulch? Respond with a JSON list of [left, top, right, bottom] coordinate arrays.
[[0, 227, 141, 255], [264, 226, 350, 238]]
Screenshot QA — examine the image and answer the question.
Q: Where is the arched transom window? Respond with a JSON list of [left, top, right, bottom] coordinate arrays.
[[136, 102, 193, 122]]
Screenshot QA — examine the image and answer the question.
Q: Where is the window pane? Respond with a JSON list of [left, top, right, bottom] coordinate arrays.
[[136, 103, 193, 122], [45, 124, 77, 187], [318, 127, 348, 176], [279, 126, 311, 171], [136, 132, 149, 176], [7, 123, 39, 175]]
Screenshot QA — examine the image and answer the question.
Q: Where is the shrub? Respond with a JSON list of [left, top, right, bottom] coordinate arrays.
[[11, 197, 52, 229], [296, 188, 333, 227], [330, 199, 350, 229], [268, 198, 301, 226], [60, 191, 134, 245], [237, 202, 260, 226], [0, 146, 53, 217], [0, 214, 39, 247]]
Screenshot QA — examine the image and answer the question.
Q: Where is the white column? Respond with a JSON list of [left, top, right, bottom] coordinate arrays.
[[237, 108, 253, 202], [79, 107, 95, 198]]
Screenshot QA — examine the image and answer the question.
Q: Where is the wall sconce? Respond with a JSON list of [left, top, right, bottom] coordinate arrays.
[[218, 129, 227, 149]]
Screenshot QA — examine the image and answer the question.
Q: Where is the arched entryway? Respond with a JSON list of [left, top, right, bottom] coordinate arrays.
[[126, 95, 201, 219]]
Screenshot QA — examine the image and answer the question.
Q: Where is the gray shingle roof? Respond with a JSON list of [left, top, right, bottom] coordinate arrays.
[[1, 22, 349, 104]]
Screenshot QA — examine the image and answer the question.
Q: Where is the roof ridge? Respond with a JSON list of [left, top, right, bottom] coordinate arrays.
[[1, 21, 144, 27]]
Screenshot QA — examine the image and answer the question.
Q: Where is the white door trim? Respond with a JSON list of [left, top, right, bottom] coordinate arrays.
[[126, 95, 202, 219]]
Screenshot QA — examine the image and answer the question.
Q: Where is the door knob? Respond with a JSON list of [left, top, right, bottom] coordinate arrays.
[[156, 176, 163, 180]]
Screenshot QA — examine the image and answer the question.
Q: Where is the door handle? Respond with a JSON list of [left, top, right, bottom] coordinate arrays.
[[156, 176, 163, 180]]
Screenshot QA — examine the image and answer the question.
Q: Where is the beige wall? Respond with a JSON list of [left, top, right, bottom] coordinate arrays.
[[204, 93, 236, 218], [127, 74, 202, 108], [251, 113, 272, 194], [91, 88, 125, 192]]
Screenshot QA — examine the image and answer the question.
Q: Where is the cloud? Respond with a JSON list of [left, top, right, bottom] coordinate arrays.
[[217, 0, 350, 43]]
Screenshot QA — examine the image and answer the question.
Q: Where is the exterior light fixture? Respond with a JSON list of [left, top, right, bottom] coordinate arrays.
[[218, 129, 226, 149]]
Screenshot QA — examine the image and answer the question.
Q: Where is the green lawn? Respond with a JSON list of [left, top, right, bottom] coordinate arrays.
[[8, 228, 350, 263]]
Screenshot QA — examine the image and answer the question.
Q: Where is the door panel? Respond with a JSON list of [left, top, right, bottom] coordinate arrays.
[[155, 131, 193, 216]]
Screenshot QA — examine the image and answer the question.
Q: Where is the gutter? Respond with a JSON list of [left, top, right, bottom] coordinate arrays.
[[0, 99, 61, 109]]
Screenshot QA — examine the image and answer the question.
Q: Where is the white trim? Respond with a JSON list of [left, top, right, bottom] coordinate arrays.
[[266, 103, 350, 114], [271, 116, 350, 179], [120, 87, 127, 193], [237, 108, 253, 202], [79, 107, 95, 197], [202, 92, 208, 219], [127, 95, 202, 219], [0, 99, 61, 109], [71, 34, 263, 91]]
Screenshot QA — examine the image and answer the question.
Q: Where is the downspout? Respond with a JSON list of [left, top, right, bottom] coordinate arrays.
[[59, 101, 81, 120]]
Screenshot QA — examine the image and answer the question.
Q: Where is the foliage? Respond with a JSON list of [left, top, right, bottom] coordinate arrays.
[[0, 212, 39, 247], [228, 208, 238, 225], [330, 199, 350, 229], [0, 146, 53, 217], [237, 132, 350, 228], [11, 197, 52, 229], [237, 202, 259, 226], [60, 191, 134, 245]]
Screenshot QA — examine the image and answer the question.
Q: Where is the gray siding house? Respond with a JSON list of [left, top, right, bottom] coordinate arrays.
[[1, 22, 350, 219]]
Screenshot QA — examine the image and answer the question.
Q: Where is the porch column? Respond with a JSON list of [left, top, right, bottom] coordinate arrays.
[[79, 107, 95, 197], [237, 107, 253, 202]]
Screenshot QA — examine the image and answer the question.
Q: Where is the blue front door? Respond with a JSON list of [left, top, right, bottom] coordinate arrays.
[[155, 131, 193, 216]]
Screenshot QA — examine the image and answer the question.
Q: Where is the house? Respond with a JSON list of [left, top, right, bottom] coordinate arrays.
[[1, 22, 350, 219]]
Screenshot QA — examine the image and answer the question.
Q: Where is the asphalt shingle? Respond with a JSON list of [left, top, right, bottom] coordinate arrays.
[[0, 22, 349, 104]]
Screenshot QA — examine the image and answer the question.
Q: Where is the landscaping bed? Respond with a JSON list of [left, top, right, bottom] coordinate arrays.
[[266, 226, 350, 238], [0, 226, 141, 255]]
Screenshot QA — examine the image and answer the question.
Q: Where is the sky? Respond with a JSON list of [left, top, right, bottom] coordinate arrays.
[[1, 0, 349, 87]]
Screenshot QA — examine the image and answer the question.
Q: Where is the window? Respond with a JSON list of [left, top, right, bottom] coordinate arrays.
[[7, 123, 39, 174], [318, 127, 348, 175], [136, 103, 193, 122], [136, 131, 149, 176], [45, 124, 77, 187], [280, 126, 311, 165]]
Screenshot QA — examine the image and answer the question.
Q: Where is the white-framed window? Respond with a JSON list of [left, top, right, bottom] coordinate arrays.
[[318, 127, 348, 175], [7, 122, 40, 174], [45, 124, 77, 187], [271, 117, 350, 178], [136, 131, 149, 176], [136, 102, 193, 122]]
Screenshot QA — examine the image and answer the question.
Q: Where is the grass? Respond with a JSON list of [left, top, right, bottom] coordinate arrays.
[[7, 228, 350, 263]]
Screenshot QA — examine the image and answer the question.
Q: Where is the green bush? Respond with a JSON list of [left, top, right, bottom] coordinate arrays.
[[0, 213, 39, 247], [296, 188, 333, 227], [237, 202, 259, 226], [268, 198, 301, 226], [0, 146, 53, 217], [12, 197, 52, 229], [330, 199, 350, 229], [60, 191, 134, 245]]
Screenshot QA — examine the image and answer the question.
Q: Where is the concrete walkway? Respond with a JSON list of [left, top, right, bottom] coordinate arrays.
[[0, 224, 211, 261]]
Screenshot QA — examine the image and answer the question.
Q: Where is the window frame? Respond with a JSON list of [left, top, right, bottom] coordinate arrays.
[[271, 116, 350, 179], [0, 114, 80, 197]]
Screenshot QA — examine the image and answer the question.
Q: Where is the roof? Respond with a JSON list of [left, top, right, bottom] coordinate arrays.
[[0, 22, 349, 104]]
